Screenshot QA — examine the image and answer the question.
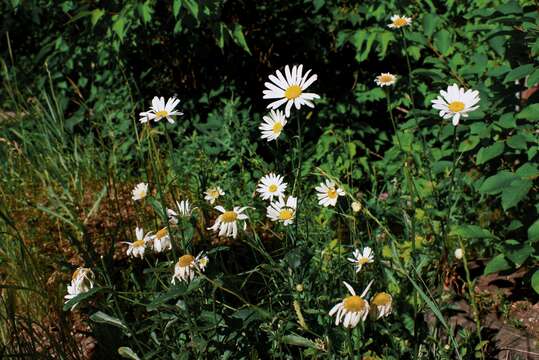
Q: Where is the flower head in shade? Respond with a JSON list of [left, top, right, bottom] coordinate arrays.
[[347, 247, 374, 273], [256, 173, 287, 201], [263, 64, 320, 117], [171, 252, 209, 284], [208, 206, 249, 238], [329, 281, 373, 328], [374, 73, 397, 87], [431, 84, 480, 126], [266, 196, 297, 226], [351, 201, 362, 213], [167, 199, 197, 224], [371, 292, 393, 319], [64, 267, 95, 310], [123, 227, 152, 259], [152, 227, 172, 253], [204, 186, 225, 205], [259, 109, 287, 141], [315, 179, 345, 207], [139, 96, 183, 124], [454, 248, 464, 260], [388, 15, 412, 29], [132, 182, 148, 201]]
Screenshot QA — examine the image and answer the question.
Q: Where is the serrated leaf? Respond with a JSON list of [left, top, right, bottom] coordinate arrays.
[[476, 141, 504, 165], [479, 171, 516, 194], [484, 254, 511, 275], [91, 9, 105, 26]]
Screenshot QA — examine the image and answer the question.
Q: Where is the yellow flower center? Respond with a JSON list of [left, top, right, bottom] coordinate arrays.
[[448, 101, 465, 113], [279, 208, 294, 221], [393, 18, 408, 27], [343, 295, 366, 312], [155, 110, 168, 118], [378, 74, 394, 83], [357, 257, 370, 265], [221, 211, 238, 223], [133, 239, 145, 248], [208, 189, 220, 198], [327, 188, 338, 199], [155, 227, 168, 239], [272, 122, 283, 134], [178, 254, 195, 267], [268, 184, 278, 193], [372, 292, 392, 306], [284, 85, 302, 100]]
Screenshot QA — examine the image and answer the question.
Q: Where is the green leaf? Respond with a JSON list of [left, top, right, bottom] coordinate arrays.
[[422, 13, 438, 38], [476, 141, 504, 165], [504, 64, 534, 83], [63, 287, 102, 311], [137, 2, 153, 24], [183, 0, 199, 19], [231, 24, 252, 55], [531, 270, 539, 294], [91, 9, 105, 26], [528, 68, 539, 87], [484, 254, 511, 275], [433, 29, 451, 55], [507, 134, 528, 150], [112, 16, 127, 41], [506, 244, 533, 267], [118, 347, 141, 360], [516, 104, 539, 121], [528, 219, 539, 242], [90, 311, 129, 332], [173, 0, 182, 17], [502, 179, 533, 210], [458, 136, 480, 152], [450, 224, 495, 239], [479, 171, 516, 194], [281, 335, 317, 348]]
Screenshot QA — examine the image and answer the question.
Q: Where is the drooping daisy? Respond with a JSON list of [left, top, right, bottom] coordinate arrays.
[[132, 182, 148, 201], [266, 196, 297, 226], [315, 179, 345, 207], [374, 73, 397, 87], [208, 206, 249, 238], [259, 110, 287, 141], [139, 96, 183, 124], [256, 173, 287, 201], [204, 186, 225, 205], [454, 248, 464, 260], [371, 292, 393, 319], [431, 84, 480, 126], [329, 281, 373, 328], [263, 64, 320, 117], [152, 227, 172, 253], [171, 252, 209, 284], [123, 227, 152, 259], [387, 15, 412, 29], [167, 200, 197, 224], [64, 267, 95, 310], [351, 201, 362, 213], [347, 247, 375, 273]]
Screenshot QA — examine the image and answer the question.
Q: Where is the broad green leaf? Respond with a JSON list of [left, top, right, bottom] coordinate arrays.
[[112, 16, 126, 41], [502, 179, 532, 210], [173, 0, 182, 17], [476, 141, 504, 165], [91, 9, 105, 26], [484, 254, 511, 275], [478, 171, 516, 194], [137, 2, 153, 24], [450, 224, 495, 239], [504, 64, 534, 83], [528, 219, 539, 242], [507, 134, 527, 150], [458, 136, 480, 152], [528, 68, 539, 87], [506, 244, 533, 267], [516, 104, 539, 121], [90, 311, 129, 332], [118, 347, 141, 360], [281, 335, 317, 348], [532, 270, 539, 294], [422, 13, 438, 38], [183, 0, 198, 19], [433, 29, 451, 55]]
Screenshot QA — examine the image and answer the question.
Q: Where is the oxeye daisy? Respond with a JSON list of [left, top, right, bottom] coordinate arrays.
[[132, 182, 148, 201], [139, 96, 183, 124], [259, 109, 287, 141], [315, 179, 345, 207], [204, 186, 225, 205], [347, 247, 374, 273], [167, 199, 197, 224], [122, 227, 152, 259], [171, 252, 209, 284], [64, 267, 95, 310], [375, 73, 397, 87], [431, 83, 480, 126], [266, 196, 297, 226], [208, 206, 249, 239], [263, 64, 320, 117], [388, 15, 412, 29], [371, 292, 393, 319], [152, 227, 172, 253], [329, 281, 373, 328], [257, 173, 287, 201]]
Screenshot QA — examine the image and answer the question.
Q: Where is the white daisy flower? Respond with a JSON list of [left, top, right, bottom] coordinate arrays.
[[347, 247, 374, 273], [139, 96, 183, 124], [64, 267, 95, 310], [171, 252, 209, 284], [374, 73, 397, 87], [208, 206, 249, 239], [315, 179, 345, 207], [431, 83, 480, 126], [371, 292, 393, 319], [152, 227, 172, 253], [259, 109, 287, 141], [204, 187, 225, 205], [454, 248, 464, 260], [266, 196, 297, 226], [329, 281, 373, 328], [122, 227, 152, 259], [388, 15, 412, 29], [167, 199, 197, 224], [132, 182, 148, 201], [263, 64, 320, 117], [256, 173, 287, 201]]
